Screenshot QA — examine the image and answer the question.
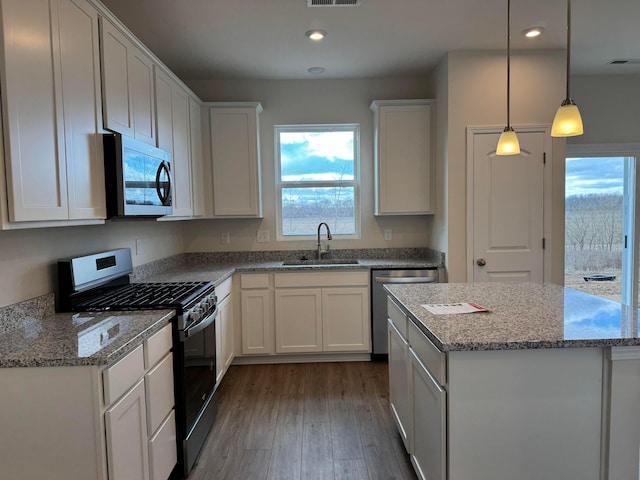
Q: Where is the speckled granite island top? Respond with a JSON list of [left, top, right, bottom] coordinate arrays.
[[385, 282, 640, 351], [0, 310, 174, 368]]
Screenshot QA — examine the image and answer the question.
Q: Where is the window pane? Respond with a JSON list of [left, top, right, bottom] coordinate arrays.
[[564, 157, 624, 302], [280, 131, 354, 182], [282, 187, 355, 235]]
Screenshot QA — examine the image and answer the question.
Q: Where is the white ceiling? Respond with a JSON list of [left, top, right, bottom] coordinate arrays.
[[98, 0, 640, 80]]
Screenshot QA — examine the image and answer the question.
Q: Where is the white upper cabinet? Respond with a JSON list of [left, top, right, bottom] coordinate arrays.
[[189, 97, 206, 217], [208, 103, 263, 218], [100, 16, 156, 146], [0, 0, 105, 223], [370, 99, 435, 215], [154, 67, 193, 218]]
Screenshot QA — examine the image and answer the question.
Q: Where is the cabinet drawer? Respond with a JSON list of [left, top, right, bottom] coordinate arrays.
[[144, 323, 173, 369], [387, 297, 408, 339], [408, 320, 446, 386], [145, 353, 175, 435], [149, 410, 177, 480], [104, 344, 145, 405], [240, 273, 270, 289], [217, 277, 232, 300], [274, 271, 368, 288]]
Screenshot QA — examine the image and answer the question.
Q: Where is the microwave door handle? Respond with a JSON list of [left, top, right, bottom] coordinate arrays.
[[155, 161, 172, 206]]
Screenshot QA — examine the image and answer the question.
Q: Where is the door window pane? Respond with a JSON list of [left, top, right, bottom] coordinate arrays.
[[565, 157, 624, 302]]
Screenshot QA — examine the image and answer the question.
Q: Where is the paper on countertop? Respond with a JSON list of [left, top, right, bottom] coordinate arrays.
[[422, 302, 489, 314]]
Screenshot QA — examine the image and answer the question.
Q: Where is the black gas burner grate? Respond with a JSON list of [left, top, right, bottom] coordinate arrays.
[[75, 282, 212, 310]]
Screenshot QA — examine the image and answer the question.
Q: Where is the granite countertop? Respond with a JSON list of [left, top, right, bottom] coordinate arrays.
[[385, 282, 640, 352], [0, 310, 174, 368], [140, 258, 441, 285]]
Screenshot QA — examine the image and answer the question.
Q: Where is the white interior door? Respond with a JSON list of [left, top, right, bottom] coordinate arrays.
[[468, 128, 547, 283]]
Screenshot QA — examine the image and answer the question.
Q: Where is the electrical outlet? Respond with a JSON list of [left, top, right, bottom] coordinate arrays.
[[384, 229, 393, 241], [257, 230, 270, 243], [221, 232, 230, 245], [135, 239, 144, 255]]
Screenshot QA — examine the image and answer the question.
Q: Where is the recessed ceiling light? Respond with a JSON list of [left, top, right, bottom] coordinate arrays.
[[522, 26, 544, 38], [307, 66, 326, 74], [305, 29, 327, 41]]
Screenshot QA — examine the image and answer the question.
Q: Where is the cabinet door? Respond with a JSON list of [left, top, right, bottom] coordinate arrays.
[[169, 85, 193, 217], [155, 69, 193, 218], [322, 287, 370, 352], [210, 105, 262, 217], [216, 293, 234, 383], [129, 48, 156, 145], [144, 352, 174, 436], [409, 347, 446, 480], [149, 410, 177, 480], [57, 0, 105, 220], [388, 319, 411, 452], [373, 101, 433, 215], [189, 97, 206, 216], [105, 379, 150, 480], [100, 18, 134, 137], [0, 0, 68, 221], [100, 18, 155, 145], [154, 68, 174, 155], [274, 288, 322, 353], [240, 289, 273, 355]]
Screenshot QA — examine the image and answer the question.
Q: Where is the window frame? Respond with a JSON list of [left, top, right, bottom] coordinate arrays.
[[274, 123, 361, 241]]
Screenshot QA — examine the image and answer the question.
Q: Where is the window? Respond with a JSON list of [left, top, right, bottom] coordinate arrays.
[[565, 144, 640, 319], [275, 124, 360, 238]]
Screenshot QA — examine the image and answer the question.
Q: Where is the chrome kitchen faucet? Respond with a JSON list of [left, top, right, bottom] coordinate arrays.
[[317, 222, 332, 259]]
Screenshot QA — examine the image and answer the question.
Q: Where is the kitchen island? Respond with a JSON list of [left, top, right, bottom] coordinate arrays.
[[384, 282, 640, 480]]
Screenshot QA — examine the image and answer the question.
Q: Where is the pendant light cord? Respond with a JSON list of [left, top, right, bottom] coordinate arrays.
[[506, 0, 511, 128], [565, 0, 571, 100]]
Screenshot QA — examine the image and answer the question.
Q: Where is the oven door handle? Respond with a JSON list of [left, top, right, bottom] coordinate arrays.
[[182, 305, 218, 340]]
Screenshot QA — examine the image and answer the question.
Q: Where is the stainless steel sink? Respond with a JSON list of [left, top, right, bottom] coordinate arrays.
[[282, 259, 359, 266]]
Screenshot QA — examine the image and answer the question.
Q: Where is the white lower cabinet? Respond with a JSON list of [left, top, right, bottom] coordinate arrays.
[[275, 288, 323, 353], [388, 295, 606, 480], [239, 271, 370, 357], [273, 272, 370, 354], [409, 347, 446, 480], [105, 379, 150, 480], [149, 410, 178, 480], [0, 321, 177, 480], [388, 318, 410, 450], [240, 274, 273, 355], [104, 323, 176, 480], [322, 287, 369, 352], [216, 277, 235, 383]]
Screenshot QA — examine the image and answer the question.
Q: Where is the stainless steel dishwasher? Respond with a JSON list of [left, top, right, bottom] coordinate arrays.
[[371, 268, 440, 359]]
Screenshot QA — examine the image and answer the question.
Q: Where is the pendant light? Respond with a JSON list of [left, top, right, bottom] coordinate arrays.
[[551, 0, 583, 137], [496, 0, 520, 155]]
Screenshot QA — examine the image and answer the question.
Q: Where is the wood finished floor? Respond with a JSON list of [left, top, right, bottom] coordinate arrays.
[[186, 361, 417, 480]]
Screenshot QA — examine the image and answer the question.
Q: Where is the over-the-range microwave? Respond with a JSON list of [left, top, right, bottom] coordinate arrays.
[[103, 132, 173, 218]]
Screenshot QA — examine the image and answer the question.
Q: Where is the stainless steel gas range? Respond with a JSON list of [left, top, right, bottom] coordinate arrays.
[[57, 248, 218, 478]]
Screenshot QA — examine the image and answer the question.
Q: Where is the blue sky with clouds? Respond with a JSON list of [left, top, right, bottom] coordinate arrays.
[[565, 157, 625, 197]]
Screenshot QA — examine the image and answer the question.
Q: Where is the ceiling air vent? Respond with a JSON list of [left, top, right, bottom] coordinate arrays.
[[307, 0, 361, 6]]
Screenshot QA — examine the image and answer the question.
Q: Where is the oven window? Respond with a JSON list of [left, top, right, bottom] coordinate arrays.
[[183, 321, 216, 431]]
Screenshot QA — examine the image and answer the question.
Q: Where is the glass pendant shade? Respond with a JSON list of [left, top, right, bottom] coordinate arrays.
[[551, 99, 583, 137], [496, 127, 521, 155]]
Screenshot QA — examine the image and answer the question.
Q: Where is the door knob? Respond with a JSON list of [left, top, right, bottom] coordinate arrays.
[[476, 258, 486, 267]]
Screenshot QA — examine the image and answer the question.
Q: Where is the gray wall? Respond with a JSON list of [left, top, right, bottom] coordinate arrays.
[[183, 76, 435, 253]]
